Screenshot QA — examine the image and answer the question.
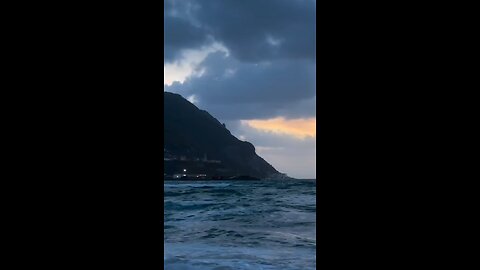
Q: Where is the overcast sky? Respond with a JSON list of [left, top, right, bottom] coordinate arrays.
[[164, 0, 316, 179]]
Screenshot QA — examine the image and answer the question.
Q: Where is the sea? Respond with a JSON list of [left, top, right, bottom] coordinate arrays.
[[164, 180, 316, 270]]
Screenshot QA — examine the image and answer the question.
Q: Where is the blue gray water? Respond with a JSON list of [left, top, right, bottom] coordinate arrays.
[[164, 180, 316, 270]]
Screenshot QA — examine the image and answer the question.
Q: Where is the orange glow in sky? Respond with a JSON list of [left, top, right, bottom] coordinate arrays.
[[243, 117, 316, 139]]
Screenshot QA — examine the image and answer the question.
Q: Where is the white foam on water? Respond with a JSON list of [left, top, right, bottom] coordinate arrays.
[[164, 183, 231, 189]]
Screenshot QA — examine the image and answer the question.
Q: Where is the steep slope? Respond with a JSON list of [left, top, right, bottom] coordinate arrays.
[[164, 92, 279, 178]]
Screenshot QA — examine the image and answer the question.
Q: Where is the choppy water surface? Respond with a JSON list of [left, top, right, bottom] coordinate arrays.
[[164, 180, 316, 270]]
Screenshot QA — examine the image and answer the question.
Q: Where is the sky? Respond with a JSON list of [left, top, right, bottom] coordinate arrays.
[[164, 0, 316, 179]]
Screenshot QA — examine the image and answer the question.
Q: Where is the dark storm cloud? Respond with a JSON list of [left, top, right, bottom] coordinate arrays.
[[195, 0, 316, 62], [164, 0, 316, 63], [164, 0, 316, 121], [165, 52, 316, 120], [164, 16, 210, 62], [164, 0, 211, 62]]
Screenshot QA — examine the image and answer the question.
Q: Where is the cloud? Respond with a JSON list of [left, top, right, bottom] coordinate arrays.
[[164, 0, 317, 122], [195, 0, 316, 62], [164, 0, 316, 63], [164, 0, 211, 63], [165, 51, 316, 121]]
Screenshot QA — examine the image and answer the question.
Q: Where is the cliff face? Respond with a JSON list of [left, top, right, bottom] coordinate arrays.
[[164, 92, 279, 178]]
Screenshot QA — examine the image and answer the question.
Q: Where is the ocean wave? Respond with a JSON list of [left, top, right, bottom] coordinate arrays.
[[164, 180, 316, 270]]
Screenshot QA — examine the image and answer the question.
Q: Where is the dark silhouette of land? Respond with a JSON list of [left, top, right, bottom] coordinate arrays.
[[164, 92, 287, 180]]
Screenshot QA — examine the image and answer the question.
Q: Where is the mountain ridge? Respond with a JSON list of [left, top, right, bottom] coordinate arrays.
[[164, 92, 283, 179]]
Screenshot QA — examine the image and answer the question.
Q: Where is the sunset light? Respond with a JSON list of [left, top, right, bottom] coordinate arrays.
[[242, 117, 316, 139]]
